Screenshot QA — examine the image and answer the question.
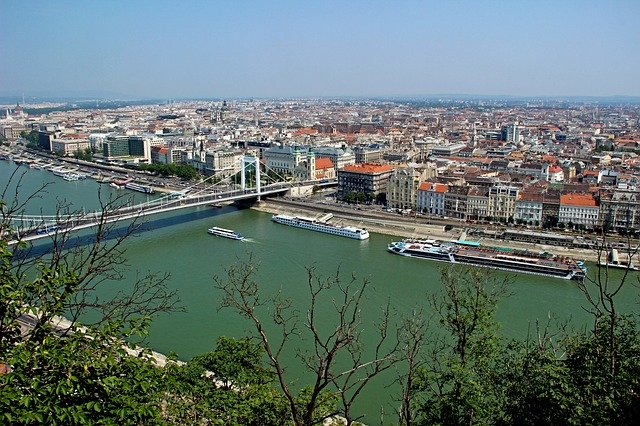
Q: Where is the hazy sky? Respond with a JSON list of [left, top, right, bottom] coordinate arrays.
[[2, 0, 639, 99]]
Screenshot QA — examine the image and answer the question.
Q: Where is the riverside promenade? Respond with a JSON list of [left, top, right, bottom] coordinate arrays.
[[252, 198, 604, 263]]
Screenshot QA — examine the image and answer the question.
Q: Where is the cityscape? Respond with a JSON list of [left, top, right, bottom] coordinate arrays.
[[1, 1, 639, 425], [2, 97, 640, 237]]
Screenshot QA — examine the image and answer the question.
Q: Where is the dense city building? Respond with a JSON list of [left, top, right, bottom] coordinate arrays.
[[1, 97, 639, 232]]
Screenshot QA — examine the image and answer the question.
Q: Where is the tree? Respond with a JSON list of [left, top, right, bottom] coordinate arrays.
[[214, 256, 399, 426], [395, 308, 429, 426], [0, 170, 182, 423], [73, 147, 93, 162], [570, 234, 640, 423], [161, 336, 290, 425], [0, 317, 166, 424], [415, 266, 510, 425], [19, 130, 40, 149]]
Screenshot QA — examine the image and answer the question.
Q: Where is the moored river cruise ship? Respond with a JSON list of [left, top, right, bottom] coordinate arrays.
[[272, 214, 369, 240], [387, 239, 586, 281]]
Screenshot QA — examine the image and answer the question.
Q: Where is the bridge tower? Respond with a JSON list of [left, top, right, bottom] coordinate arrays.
[[241, 155, 261, 194]]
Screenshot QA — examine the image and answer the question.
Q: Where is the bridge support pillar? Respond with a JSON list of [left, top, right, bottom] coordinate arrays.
[[241, 157, 246, 190], [241, 155, 261, 199], [255, 156, 261, 199]]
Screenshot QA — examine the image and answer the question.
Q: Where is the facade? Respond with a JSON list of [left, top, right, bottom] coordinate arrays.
[[503, 124, 520, 143], [443, 185, 469, 219], [417, 182, 448, 216], [515, 192, 544, 225], [263, 145, 308, 175], [314, 146, 356, 170], [386, 167, 426, 210], [102, 135, 151, 162], [337, 163, 395, 200], [542, 191, 561, 228], [431, 143, 467, 157], [204, 149, 241, 177], [151, 146, 171, 164], [548, 165, 565, 183], [559, 194, 599, 228], [487, 185, 519, 221], [466, 186, 489, 221], [599, 189, 640, 231], [293, 152, 316, 181], [353, 145, 386, 164], [1, 125, 26, 140], [50, 138, 91, 156], [314, 157, 335, 180]]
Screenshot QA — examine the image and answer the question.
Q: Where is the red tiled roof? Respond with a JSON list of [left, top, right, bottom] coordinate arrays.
[[342, 163, 394, 174], [560, 194, 597, 207], [418, 182, 448, 193], [292, 127, 318, 136], [315, 157, 333, 169]]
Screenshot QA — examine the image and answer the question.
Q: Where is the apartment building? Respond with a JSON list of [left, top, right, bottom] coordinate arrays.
[[559, 193, 599, 228], [467, 186, 490, 221], [515, 192, 544, 225], [417, 182, 448, 216], [387, 167, 427, 210], [599, 189, 640, 231], [337, 163, 395, 200], [487, 185, 519, 222], [444, 185, 469, 220]]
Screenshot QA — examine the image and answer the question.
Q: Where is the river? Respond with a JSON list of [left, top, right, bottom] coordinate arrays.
[[2, 159, 637, 424]]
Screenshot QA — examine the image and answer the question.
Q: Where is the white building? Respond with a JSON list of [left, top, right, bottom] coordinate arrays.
[[417, 181, 448, 216], [264, 145, 309, 175], [559, 194, 599, 227], [50, 138, 91, 156], [514, 192, 544, 225]]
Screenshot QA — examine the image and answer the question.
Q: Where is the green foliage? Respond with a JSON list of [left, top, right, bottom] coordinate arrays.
[[161, 337, 289, 425], [497, 315, 640, 425], [73, 147, 93, 161], [342, 191, 371, 204], [415, 267, 509, 425], [0, 323, 164, 425], [411, 266, 640, 425], [20, 130, 39, 145], [137, 162, 200, 180]]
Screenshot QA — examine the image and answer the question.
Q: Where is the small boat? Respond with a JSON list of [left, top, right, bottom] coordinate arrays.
[[207, 226, 244, 241], [124, 182, 155, 194], [598, 249, 639, 271], [63, 173, 79, 181]]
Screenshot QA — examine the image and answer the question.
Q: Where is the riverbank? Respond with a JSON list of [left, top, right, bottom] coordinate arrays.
[[253, 198, 605, 263]]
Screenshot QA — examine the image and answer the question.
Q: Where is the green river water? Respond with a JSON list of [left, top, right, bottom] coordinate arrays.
[[2, 160, 637, 424]]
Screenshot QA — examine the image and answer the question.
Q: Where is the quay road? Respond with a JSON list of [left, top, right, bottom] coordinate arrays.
[[259, 197, 637, 262]]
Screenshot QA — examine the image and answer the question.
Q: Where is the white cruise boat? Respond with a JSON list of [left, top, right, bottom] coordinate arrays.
[[271, 214, 369, 240], [125, 182, 155, 194], [207, 226, 244, 241]]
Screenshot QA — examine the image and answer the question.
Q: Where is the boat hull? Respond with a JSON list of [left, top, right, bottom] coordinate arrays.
[[207, 227, 244, 241], [272, 214, 369, 240], [387, 241, 585, 281]]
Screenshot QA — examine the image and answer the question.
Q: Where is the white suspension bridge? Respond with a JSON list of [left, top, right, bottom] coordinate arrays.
[[7, 155, 332, 243]]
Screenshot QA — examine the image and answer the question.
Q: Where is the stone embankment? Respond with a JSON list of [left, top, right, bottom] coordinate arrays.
[[253, 198, 605, 263]]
